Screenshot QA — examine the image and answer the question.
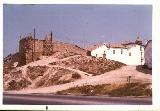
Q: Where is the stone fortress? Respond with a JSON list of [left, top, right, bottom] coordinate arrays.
[[4, 31, 88, 66]]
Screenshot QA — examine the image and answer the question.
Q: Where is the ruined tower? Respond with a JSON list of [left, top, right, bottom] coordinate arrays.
[[43, 32, 53, 56], [19, 35, 34, 65]]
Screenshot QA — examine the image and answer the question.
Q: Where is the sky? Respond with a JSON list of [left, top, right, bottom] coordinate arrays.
[[3, 4, 152, 57]]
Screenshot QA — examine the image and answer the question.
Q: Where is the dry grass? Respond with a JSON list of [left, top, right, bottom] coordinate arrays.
[[3, 69, 29, 90], [56, 83, 152, 97], [3, 63, 15, 74], [10, 70, 23, 80], [136, 65, 152, 74], [45, 68, 81, 86], [56, 56, 125, 75], [6, 78, 31, 91], [52, 51, 79, 59], [34, 68, 81, 88], [27, 65, 49, 80], [34, 74, 50, 88]]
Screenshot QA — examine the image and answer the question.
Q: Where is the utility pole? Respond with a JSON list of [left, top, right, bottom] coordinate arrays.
[[33, 28, 36, 61], [50, 31, 52, 42]]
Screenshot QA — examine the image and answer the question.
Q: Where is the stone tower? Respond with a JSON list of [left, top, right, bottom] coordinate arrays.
[[43, 32, 53, 56], [19, 36, 34, 65]]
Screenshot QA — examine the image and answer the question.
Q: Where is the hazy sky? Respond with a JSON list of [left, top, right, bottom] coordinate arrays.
[[3, 4, 152, 57]]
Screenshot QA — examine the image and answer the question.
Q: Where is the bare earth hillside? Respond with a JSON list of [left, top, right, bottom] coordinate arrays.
[[3, 52, 152, 96]]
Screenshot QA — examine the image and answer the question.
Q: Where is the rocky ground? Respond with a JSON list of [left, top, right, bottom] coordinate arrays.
[[3, 52, 152, 96]]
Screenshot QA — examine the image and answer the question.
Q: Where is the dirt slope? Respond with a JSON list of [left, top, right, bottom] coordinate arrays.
[[4, 53, 125, 91], [3, 52, 151, 94]]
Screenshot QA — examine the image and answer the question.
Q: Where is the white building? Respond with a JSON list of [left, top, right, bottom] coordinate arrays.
[[91, 41, 145, 65], [144, 40, 152, 68]]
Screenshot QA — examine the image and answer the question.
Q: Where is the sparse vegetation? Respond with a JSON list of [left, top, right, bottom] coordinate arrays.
[[10, 70, 23, 79], [3, 63, 15, 74], [57, 56, 125, 75], [6, 78, 31, 90], [35, 74, 50, 88], [136, 65, 152, 74], [34, 68, 81, 88], [3, 69, 30, 91], [52, 51, 79, 59], [57, 83, 152, 97], [72, 73, 81, 79], [27, 65, 49, 80], [3, 50, 151, 95]]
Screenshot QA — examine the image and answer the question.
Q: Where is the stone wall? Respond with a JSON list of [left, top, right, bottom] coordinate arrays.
[[19, 37, 44, 65], [19, 36, 34, 65], [6, 33, 87, 66], [35, 40, 43, 53], [19, 36, 33, 53], [53, 42, 87, 56], [43, 40, 53, 56]]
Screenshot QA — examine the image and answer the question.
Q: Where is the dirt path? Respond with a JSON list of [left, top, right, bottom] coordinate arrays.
[[49, 65, 92, 78]]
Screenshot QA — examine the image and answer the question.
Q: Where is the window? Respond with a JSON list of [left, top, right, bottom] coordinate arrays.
[[104, 51, 105, 54], [103, 53, 106, 58], [121, 49, 123, 54], [129, 52, 131, 56], [96, 54, 98, 57], [113, 50, 115, 54], [140, 46, 142, 51]]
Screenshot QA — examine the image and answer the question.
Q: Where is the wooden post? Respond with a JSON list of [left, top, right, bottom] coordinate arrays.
[[127, 76, 132, 87], [50, 31, 52, 42], [33, 28, 36, 61]]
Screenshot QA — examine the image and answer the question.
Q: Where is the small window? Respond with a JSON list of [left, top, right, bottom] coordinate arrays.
[[140, 46, 142, 51], [104, 51, 105, 54], [113, 50, 115, 54], [129, 52, 131, 56], [121, 49, 123, 54], [96, 54, 98, 57]]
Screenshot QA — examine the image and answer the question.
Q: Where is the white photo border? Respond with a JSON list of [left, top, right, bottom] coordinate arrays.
[[1, 0, 160, 110]]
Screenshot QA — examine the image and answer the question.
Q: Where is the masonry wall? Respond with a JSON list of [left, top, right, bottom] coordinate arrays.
[[53, 42, 87, 56], [19, 36, 33, 65], [35, 40, 43, 53], [43, 40, 53, 56], [34, 40, 43, 60], [19, 37, 45, 65], [15, 33, 87, 66]]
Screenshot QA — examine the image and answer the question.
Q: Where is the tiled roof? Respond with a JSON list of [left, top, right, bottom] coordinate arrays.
[[86, 40, 143, 51]]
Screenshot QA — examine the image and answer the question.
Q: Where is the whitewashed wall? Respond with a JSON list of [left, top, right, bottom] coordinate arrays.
[[91, 44, 144, 65], [144, 41, 152, 68]]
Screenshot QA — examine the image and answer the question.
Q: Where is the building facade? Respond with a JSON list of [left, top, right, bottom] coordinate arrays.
[[91, 40, 145, 65]]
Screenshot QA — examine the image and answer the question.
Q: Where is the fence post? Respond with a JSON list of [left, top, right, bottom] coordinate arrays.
[[127, 76, 132, 87]]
